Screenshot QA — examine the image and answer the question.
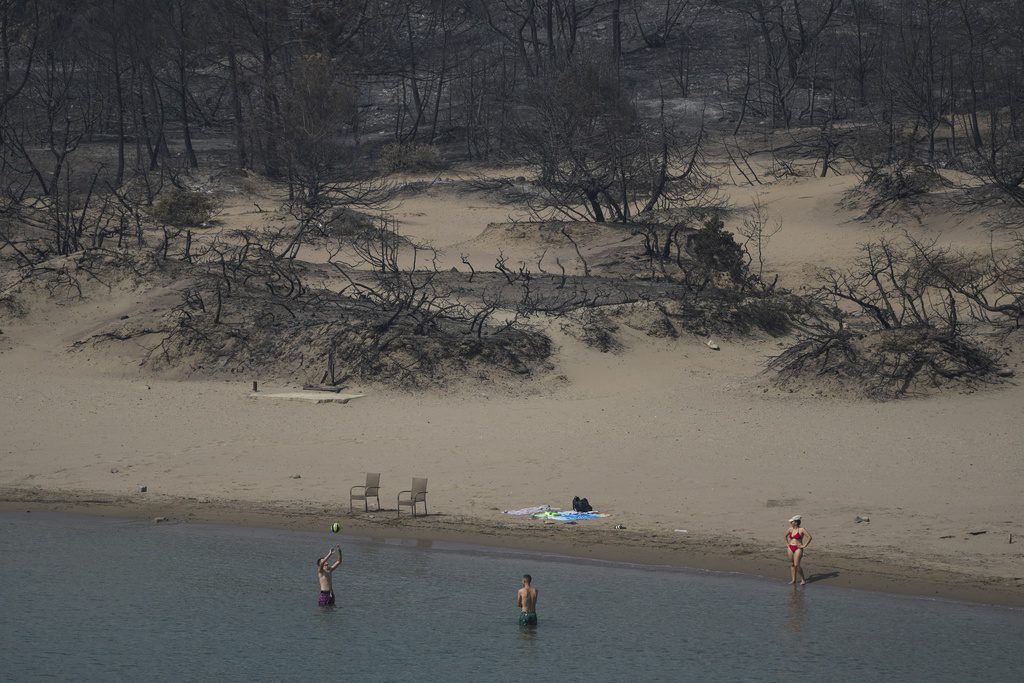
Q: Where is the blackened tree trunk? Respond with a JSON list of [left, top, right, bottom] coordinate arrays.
[[112, 38, 126, 186], [227, 44, 248, 170], [176, 1, 198, 169]]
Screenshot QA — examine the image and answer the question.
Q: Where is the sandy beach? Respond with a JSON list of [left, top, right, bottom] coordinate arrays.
[[2, 172, 1022, 608]]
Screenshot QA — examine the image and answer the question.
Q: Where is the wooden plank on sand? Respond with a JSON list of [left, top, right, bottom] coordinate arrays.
[[249, 392, 365, 404]]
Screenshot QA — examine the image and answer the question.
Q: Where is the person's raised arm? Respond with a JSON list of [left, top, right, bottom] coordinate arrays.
[[329, 545, 343, 571], [319, 548, 334, 567]]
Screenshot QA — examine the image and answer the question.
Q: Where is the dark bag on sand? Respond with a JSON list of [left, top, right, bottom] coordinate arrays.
[[572, 496, 593, 513]]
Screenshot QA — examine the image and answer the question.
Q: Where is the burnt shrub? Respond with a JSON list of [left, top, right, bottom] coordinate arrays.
[[689, 215, 747, 283], [379, 143, 446, 173], [150, 189, 218, 228]]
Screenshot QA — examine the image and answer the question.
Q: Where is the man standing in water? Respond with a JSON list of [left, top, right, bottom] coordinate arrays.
[[317, 545, 342, 606], [517, 574, 538, 626]]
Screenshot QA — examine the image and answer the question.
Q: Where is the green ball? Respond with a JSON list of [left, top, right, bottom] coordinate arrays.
[[331, 522, 340, 533]]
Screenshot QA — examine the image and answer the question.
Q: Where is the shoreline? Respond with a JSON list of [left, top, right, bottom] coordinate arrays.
[[4, 486, 1022, 609]]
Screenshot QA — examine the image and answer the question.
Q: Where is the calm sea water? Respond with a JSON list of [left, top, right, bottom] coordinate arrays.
[[1, 512, 1022, 682]]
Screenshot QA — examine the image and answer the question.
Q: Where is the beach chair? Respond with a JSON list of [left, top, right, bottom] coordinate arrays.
[[350, 473, 381, 512], [397, 477, 428, 517]]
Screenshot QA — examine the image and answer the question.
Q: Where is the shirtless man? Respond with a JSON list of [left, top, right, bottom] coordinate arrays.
[[317, 545, 342, 606], [517, 574, 538, 626]]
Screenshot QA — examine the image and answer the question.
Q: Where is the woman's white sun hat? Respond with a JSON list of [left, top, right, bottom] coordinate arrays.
[[789, 515, 802, 523]]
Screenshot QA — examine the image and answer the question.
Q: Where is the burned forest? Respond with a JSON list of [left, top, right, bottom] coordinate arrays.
[[2, 0, 1023, 396]]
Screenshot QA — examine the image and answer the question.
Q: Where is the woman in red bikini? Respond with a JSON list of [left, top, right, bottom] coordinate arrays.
[[785, 515, 812, 585]]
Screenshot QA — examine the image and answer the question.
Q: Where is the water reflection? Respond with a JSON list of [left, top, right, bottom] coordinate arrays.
[[518, 620, 539, 643], [787, 587, 806, 634]]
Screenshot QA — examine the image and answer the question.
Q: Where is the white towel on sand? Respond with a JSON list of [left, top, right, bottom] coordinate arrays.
[[503, 505, 552, 516]]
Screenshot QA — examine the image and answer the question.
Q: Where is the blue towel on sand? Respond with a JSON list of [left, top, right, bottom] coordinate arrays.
[[530, 511, 609, 522]]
